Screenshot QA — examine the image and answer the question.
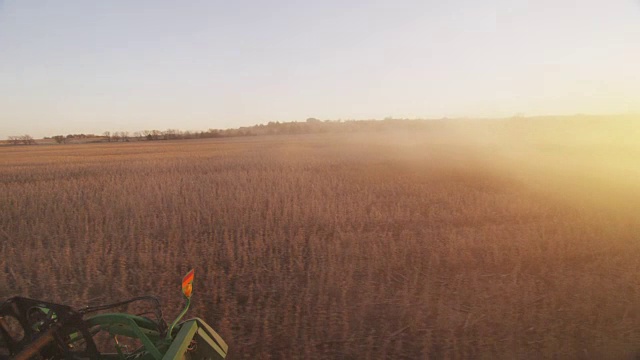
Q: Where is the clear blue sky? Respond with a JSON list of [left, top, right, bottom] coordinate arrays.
[[1, 0, 639, 138]]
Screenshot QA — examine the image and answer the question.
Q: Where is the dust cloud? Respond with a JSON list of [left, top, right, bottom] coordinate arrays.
[[334, 115, 640, 215]]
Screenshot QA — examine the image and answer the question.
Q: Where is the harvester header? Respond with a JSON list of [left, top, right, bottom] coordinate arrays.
[[0, 270, 228, 359]]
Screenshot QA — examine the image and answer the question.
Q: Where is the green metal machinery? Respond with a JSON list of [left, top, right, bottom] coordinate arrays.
[[0, 270, 228, 359]]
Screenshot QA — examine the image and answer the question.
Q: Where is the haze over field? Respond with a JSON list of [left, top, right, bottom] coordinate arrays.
[[1, 0, 639, 138]]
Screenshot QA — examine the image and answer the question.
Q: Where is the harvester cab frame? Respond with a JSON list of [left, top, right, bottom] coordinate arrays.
[[0, 270, 227, 359]]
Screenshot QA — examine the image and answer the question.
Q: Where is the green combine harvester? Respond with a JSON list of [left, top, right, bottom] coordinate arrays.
[[0, 270, 228, 359]]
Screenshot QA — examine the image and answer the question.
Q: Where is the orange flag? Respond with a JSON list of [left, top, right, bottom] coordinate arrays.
[[182, 269, 194, 298]]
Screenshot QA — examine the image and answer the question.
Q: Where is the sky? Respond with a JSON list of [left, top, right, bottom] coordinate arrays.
[[0, 0, 639, 138]]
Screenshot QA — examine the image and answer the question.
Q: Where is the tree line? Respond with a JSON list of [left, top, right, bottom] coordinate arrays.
[[5, 117, 454, 145], [7, 135, 36, 145]]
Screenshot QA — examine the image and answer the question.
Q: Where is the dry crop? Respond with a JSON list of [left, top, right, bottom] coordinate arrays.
[[1, 120, 639, 359]]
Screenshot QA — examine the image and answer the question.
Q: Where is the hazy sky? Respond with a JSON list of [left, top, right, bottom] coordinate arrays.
[[1, 0, 639, 138]]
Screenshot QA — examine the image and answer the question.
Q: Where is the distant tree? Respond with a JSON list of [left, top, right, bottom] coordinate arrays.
[[53, 135, 66, 144], [20, 135, 35, 145], [111, 132, 121, 142], [103, 131, 112, 142], [7, 136, 21, 145], [207, 129, 222, 138], [164, 129, 175, 140], [163, 129, 184, 140]]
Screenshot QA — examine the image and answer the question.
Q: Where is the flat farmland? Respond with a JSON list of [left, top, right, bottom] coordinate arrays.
[[1, 121, 639, 359]]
